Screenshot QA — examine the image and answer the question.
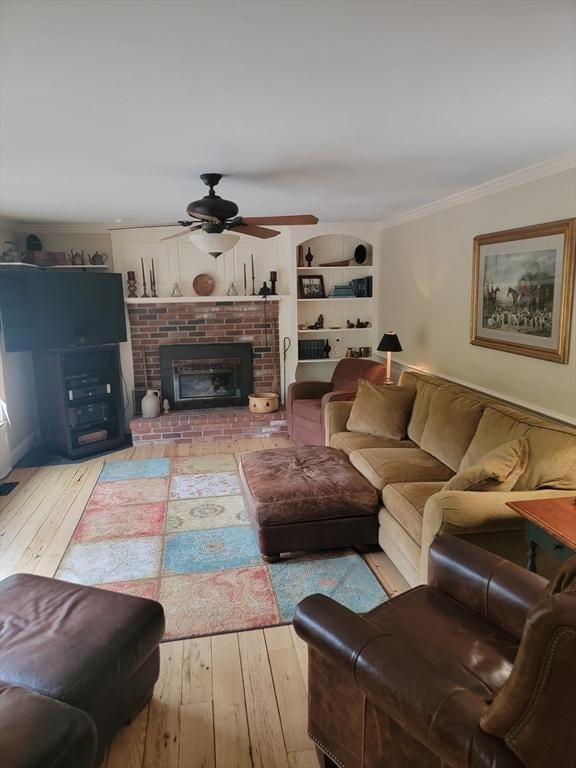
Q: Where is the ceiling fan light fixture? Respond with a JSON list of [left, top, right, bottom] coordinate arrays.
[[189, 231, 239, 258]]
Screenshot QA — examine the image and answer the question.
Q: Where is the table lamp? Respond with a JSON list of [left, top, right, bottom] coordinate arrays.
[[377, 331, 402, 383]]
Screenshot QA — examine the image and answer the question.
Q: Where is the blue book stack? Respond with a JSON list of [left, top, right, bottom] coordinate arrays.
[[328, 282, 356, 298]]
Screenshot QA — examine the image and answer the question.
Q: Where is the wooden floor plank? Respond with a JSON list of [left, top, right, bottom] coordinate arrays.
[[238, 630, 289, 768], [365, 550, 410, 596], [0, 467, 37, 513], [10, 463, 95, 574], [143, 641, 183, 768], [264, 627, 312, 755], [212, 633, 252, 768], [31, 461, 103, 578], [179, 702, 215, 768], [182, 637, 213, 705], [289, 627, 309, 693], [107, 704, 149, 768]]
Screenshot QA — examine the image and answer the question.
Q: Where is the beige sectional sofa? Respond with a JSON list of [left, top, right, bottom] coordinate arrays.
[[324, 370, 576, 585]]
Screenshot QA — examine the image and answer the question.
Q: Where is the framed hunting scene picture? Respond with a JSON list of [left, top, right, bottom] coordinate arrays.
[[471, 219, 575, 363]]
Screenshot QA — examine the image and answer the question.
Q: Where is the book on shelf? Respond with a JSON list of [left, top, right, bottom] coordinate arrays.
[[350, 277, 373, 297], [298, 339, 328, 360]]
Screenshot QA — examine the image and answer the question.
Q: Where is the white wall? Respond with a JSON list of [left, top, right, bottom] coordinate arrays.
[[379, 168, 576, 420], [0, 224, 40, 471]]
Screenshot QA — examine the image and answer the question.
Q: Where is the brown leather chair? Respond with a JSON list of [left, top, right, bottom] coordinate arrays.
[[287, 358, 387, 446], [294, 536, 576, 768]]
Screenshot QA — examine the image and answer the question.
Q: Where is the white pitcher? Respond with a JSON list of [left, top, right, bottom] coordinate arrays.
[[141, 389, 161, 418]]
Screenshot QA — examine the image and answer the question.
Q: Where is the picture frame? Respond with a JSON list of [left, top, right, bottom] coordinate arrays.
[[471, 218, 575, 363], [298, 274, 326, 299]]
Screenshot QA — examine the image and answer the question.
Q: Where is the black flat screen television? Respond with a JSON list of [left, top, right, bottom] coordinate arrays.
[[0, 271, 127, 352]]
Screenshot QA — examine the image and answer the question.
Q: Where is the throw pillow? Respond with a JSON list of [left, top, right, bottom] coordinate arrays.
[[346, 381, 416, 440], [442, 438, 529, 492]]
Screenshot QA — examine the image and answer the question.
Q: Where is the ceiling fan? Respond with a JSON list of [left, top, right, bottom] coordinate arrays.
[[113, 173, 318, 257]]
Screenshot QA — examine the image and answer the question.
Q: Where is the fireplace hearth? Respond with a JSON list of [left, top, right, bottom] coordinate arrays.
[[160, 343, 252, 410]]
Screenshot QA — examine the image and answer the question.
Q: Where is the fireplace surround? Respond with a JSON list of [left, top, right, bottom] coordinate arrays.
[[160, 343, 252, 410]]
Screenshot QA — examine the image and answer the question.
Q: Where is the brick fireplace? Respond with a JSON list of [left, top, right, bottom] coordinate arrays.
[[127, 299, 286, 443]]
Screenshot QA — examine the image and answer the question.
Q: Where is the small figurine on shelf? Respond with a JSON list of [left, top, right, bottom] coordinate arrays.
[[126, 271, 138, 298], [162, 398, 170, 414], [305, 247, 314, 267], [171, 282, 183, 297], [227, 282, 238, 296], [346, 319, 355, 328], [324, 340, 331, 359], [258, 281, 271, 296]]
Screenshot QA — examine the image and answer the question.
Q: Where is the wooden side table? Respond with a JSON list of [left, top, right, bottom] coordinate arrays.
[[506, 496, 576, 573]]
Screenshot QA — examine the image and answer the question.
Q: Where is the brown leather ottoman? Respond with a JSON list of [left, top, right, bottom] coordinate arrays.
[[0, 682, 97, 768], [0, 574, 165, 764], [239, 446, 379, 562]]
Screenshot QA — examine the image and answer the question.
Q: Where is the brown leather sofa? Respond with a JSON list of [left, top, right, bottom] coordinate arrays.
[[294, 535, 576, 768], [0, 573, 165, 768], [287, 358, 387, 445]]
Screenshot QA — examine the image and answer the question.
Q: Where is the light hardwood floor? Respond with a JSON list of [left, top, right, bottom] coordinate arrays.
[[0, 438, 409, 768]]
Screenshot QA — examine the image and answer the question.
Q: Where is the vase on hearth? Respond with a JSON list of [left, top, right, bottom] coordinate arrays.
[[141, 389, 161, 418]]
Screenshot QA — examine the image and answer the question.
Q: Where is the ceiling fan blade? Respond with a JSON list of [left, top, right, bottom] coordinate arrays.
[[241, 215, 319, 226], [160, 225, 202, 241], [228, 222, 281, 239], [108, 223, 180, 230]]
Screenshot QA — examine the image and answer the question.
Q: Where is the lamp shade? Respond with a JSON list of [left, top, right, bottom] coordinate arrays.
[[377, 331, 402, 352], [190, 231, 239, 258]]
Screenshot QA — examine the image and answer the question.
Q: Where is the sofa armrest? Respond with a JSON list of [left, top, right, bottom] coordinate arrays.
[[294, 593, 503, 768], [323, 400, 354, 445], [421, 489, 572, 584], [293, 593, 383, 687], [428, 535, 547, 640], [321, 389, 356, 406], [287, 380, 332, 403]]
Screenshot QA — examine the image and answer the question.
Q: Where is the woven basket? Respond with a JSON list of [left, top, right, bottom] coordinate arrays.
[[248, 392, 279, 414]]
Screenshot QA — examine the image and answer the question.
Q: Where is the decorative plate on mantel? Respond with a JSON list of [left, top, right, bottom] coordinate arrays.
[[192, 273, 216, 296]]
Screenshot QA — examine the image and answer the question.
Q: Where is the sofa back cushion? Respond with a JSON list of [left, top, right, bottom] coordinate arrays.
[[346, 381, 416, 440], [400, 373, 444, 444], [461, 406, 576, 490], [419, 386, 485, 471]]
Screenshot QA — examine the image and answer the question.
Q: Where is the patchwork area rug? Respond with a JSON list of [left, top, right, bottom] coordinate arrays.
[[57, 456, 387, 640]]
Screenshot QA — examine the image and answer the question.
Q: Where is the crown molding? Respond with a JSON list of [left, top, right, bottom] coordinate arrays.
[[378, 153, 576, 231]]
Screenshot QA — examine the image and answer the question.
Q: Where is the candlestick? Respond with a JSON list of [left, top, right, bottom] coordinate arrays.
[[250, 253, 256, 295], [243, 263, 247, 296], [151, 257, 156, 290], [269, 270, 277, 296], [141, 257, 149, 298], [150, 260, 157, 297], [126, 270, 137, 298]]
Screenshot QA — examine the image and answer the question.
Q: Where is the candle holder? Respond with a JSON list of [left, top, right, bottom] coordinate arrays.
[[269, 270, 277, 296], [127, 271, 138, 298]]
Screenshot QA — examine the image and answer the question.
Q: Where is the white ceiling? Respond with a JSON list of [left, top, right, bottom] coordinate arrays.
[[1, 0, 574, 226]]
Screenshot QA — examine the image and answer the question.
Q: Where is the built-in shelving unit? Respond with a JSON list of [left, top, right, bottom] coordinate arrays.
[[294, 234, 376, 374]]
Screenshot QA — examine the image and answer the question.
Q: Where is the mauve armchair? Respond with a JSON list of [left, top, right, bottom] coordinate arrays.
[[286, 358, 387, 446]]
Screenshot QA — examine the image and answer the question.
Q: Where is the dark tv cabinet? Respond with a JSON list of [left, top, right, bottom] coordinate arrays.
[[34, 344, 125, 459]]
